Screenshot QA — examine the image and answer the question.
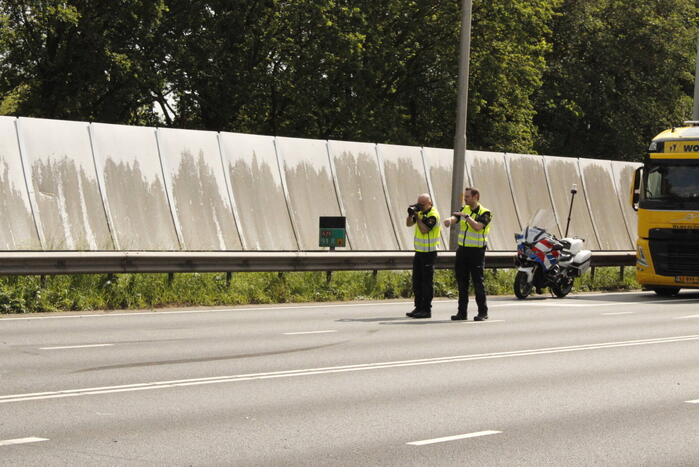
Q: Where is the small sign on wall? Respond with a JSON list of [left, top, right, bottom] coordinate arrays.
[[319, 216, 346, 249]]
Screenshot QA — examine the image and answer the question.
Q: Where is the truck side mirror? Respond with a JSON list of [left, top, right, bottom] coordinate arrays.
[[631, 166, 642, 211]]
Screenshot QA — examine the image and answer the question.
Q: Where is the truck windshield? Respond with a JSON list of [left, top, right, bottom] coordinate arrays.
[[643, 164, 699, 205]]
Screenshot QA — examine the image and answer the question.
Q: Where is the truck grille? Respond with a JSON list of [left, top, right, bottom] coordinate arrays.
[[649, 229, 699, 276]]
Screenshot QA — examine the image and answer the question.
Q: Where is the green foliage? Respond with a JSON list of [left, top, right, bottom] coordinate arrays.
[[0, 268, 639, 314], [470, 0, 562, 153], [0, 0, 167, 123], [535, 0, 699, 160]]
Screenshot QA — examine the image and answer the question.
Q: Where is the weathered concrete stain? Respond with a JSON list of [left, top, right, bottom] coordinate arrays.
[[171, 150, 241, 250], [580, 160, 632, 250], [331, 142, 398, 250], [283, 157, 340, 251], [0, 117, 41, 250], [507, 153, 561, 237], [228, 151, 297, 251], [613, 161, 640, 242], [103, 158, 179, 250], [0, 161, 40, 250], [31, 156, 112, 250]]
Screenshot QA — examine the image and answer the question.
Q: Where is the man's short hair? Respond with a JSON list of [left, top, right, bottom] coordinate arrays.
[[465, 187, 480, 198]]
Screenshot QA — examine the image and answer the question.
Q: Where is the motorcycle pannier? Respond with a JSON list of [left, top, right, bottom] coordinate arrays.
[[569, 251, 592, 277]]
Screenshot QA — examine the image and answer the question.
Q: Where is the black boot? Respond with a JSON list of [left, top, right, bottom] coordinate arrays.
[[474, 314, 488, 321], [411, 310, 431, 319], [451, 312, 467, 321], [406, 308, 421, 318]]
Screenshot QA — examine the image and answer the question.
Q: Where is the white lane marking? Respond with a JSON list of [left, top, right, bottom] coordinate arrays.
[[0, 437, 48, 447], [674, 315, 699, 320], [40, 344, 114, 350], [685, 399, 699, 404], [283, 330, 337, 335], [2, 334, 698, 404], [407, 430, 501, 446], [601, 312, 634, 316]]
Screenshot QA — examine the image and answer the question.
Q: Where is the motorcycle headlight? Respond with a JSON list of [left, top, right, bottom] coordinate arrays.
[[637, 245, 648, 267]]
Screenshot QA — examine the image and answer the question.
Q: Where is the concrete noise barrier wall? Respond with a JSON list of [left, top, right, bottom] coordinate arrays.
[[0, 116, 640, 253], [579, 158, 633, 250], [467, 151, 521, 250], [0, 117, 41, 250], [328, 140, 399, 250], [544, 155, 600, 250]]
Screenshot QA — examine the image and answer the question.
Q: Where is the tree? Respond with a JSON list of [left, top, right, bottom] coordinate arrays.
[[536, 0, 699, 161], [0, 0, 167, 123], [467, 0, 561, 153]]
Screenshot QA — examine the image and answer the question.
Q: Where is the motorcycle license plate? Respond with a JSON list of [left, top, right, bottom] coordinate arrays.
[[674, 276, 699, 284]]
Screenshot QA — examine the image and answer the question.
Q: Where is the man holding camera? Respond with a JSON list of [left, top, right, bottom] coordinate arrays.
[[443, 187, 492, 321], [406, 193, 440, 319]]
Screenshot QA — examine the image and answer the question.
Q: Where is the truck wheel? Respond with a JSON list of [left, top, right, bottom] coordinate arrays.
[[514, 271, 532, 299], [551, 276, 574, 298], [653, 287, 680, 297]]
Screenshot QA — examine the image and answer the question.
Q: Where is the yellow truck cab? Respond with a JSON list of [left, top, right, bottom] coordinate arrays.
[[632, 122, 699, 296]]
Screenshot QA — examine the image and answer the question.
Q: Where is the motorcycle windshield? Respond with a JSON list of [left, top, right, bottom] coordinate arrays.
[[516, 209, 558, 245], [525, 209, 557, 233]]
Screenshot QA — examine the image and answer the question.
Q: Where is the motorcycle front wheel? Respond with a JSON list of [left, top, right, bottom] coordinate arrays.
[[551, 276, 574, 298], [514, 271, 533, 299]]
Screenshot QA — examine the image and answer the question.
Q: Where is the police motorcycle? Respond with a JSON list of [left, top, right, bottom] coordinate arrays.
[[513, 208, 591, 299]]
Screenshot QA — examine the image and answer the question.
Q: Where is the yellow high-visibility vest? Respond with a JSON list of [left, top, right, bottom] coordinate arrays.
[[414, 206, 441, 252], [458, 204, 491, 248]]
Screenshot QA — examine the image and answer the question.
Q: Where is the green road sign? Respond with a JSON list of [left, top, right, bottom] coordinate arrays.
[[319, 216, 346, 248]]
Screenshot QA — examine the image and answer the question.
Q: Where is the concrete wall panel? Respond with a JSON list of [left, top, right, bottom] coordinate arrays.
[[466, 150, 520, 250], [0, 117, 41, 250], [506, 153, 561, 237], [543, 156, 600, 249], [378, 144, 432, 250], [157, 128, 241, 250], [17, 117, 112, 250], [276, 137, 342, 251], [91, 123, 179, 250], [328, 140, 398, 250], [611, 161, 641, 244], [579, 158, 632, 250], [219, 133, 297, 251]]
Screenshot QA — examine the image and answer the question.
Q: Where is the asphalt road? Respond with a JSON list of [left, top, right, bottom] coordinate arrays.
[[1, 291, 698, 466]]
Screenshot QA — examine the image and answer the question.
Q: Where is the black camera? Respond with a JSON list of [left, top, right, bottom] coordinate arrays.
[[407, 204, 420, 216]]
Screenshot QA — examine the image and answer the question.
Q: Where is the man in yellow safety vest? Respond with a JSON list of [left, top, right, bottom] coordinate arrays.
[[443, 187, 492, 321], [406, 193, 440, 319]]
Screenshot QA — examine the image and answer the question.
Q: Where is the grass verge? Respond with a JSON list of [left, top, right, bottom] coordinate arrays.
[[0, 267, 639, 314]]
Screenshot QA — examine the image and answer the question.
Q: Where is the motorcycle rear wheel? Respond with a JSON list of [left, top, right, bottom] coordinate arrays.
[[514, 271, 533, 299], [551, 276, 574, 298]]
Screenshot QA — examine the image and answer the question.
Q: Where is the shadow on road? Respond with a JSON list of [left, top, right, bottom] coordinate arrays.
[[336, 317, 406, 323], [378, 320, 457, 325]]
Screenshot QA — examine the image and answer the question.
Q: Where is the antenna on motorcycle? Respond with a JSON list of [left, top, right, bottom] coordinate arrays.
[[564, 184, 578, 237]]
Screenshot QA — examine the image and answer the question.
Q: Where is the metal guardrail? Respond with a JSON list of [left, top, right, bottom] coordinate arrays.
[[0, 251, 636, 275]]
